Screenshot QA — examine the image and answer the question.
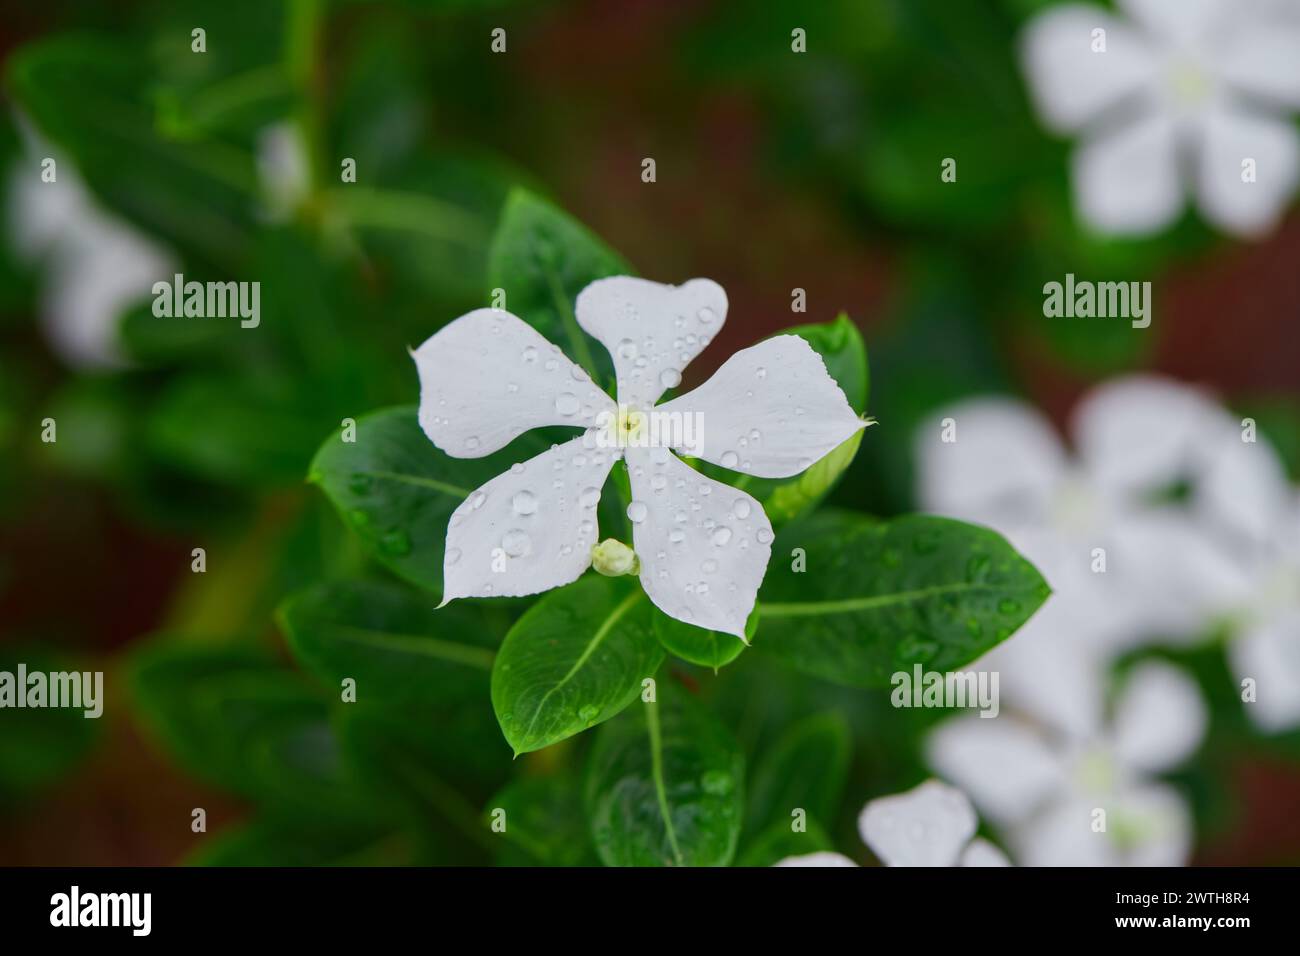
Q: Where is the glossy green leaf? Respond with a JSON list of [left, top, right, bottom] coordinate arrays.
[[309, 405, 545, 597], [492, 576, 663, 756], [485, 772, 597, 866], [652, 604, 755, 671], [585, 686, 745, 867], [129, 642, 370, 822], [745, 712, 851, 835], [757, 511, 1050, 687], [278, 576, 500, 709], [486, 188, 630, 383]]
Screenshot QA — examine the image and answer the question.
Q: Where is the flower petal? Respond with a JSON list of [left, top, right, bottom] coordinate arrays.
[[1072, 375, 1232, 501], [1118, 0, 1228, 47], [1229, 612, 1300, 732], [858, 780, 977, 867], [927, 716, 1066, 827], [413, 308, 615, 458], [959, 838, 1012, 867], [1072, 113, 1184, 235], [915, 399, 1067, 529], [1111, 661, 1207, 773], [441, 434, 617, 602], [773, 852, 859, 868], [1193, 104, 1300, 238], [625, 447, 772, 638], [574, 276, 728, 409], [656, 335, 864, 479], [1019, 5, 1161, 133], [1209, 20, 1300, 108], [1013, 793, 1113, 867], [1195, 428, 1293, 548]]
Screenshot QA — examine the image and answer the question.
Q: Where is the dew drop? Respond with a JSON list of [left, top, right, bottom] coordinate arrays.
[[580, 486, 601, 508], [756, 527, 774, 545], [512, 491, 538, 515], [555, 392, 580, 416], [446, 548, 462, 566], [464, 436, 481, 451], [522, 346, 537, 363], [469, 490, 487, 510], [732, 499, 752, 519], [627, 501, 649, 523], [616, 338, 638, 360], [502, 529, 531, 557], [756, 366, 767, 379], [697, 306, 716, 324], [711, 526, 733, 546], [659, 368, 682, 389], [720, 450, 739, 468]]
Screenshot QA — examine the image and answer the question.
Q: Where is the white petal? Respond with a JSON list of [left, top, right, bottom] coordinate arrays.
[[960, 838, 1012, 867], [413, 309, 615, 458], [1195, 429, 1293, 547], [1111, 783, 1194, 866], [43, 215, 174, 369], [657, 335, 863, 479], [926, 717, 1065, 827], [625, 447, 771, 638], [574, 277, 727, 409], [441, 435, 617, 602], [1013, 794, 1113, 866], [979, 594, 1108, 740], [1019, 5, 1161, 133], [1072, 375, 1232, 501], [1209, 20, 1300, 108], [1072, 114, 1184, 235], [1112, 661, 1207, 773], [858, 780, 977, 867], [1118, 0, 1230, 47], [1107, 510, 1253, 639], [915, 399, 1067, 529], [1230, 613, 1300, 732], [773, 852, 859, 868], [1193, 104, 1300, 238]]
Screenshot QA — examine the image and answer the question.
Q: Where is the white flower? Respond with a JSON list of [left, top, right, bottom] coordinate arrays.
[[412, 277, 864, 637], [915, 376, 1252, 736], [1020, 0, 1300, 237], [929, 660, 1206, 866], [776, 779, 1011, 867], [6, 129, 174, 369], [1195, 429, 1300, 731]]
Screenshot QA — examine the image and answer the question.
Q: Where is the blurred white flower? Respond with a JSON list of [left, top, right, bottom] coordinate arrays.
[[256, 122, 311, 222], [412, 277, 864, 637], [1196, 429, 1300, 731], [776, 779, 1011, 867], [916, 377, 1247, 736], [1020, 0, 1300, 236], [929, 660, 1206, 866], [6, 127, 174, 369]]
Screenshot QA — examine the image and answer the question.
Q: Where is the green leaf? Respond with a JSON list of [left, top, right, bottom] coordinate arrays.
[[745, 712, 851, 835], [485, 772, 597, 866], [6, 35, 259, 268], [736, 818, 836, 867], [585, 686, 744, 867], [486, 188, 631, 383], [309, 405, 545, 597], [189, 818, 404, 867], [705, 314, 869, 528], [129, 642, 369, 822], [757, 511, 1050, 687], [279, 577, 496, 709], [491, 576, 663, 756], [0, 649, 101, 801], [652, 604, 755, 671]]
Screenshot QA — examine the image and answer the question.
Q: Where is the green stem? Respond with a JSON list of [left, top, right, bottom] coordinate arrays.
[[645, 700, 684, 866]]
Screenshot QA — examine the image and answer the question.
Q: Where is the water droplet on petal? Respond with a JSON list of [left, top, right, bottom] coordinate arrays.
[[627, 501, 649, 523], [616, 338, 638, 360], [732, 499, 751, 519], [512, 491, 538, 515], [464, 436, 481, 451], [469, 491, 487, 510], [697, 306, 716, 324], [446, 548, 462, 566], [756, 527, 773, 545], [555, 392, 580, 416], [659, 368, 681, 389], [711, 526, 733, 546], [502, 529, 531, 557], [580, 486, 601, 508], [756, 366, 767, 379], [720, 451, 739, 468]]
